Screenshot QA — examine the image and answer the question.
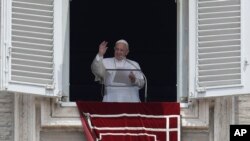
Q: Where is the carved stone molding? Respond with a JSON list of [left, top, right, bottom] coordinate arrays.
[[181, 99, 210, 129], [40, 97, 210, 131], [213, 97, 235, 141], [40, 98, 81, 131], [14, 94, 36, 141]]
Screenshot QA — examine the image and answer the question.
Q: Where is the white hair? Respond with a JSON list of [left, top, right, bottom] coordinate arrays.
[[115, 39, 129, 50]]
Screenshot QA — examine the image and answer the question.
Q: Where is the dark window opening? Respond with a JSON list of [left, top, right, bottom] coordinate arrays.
[[70, 0, 177, 102]]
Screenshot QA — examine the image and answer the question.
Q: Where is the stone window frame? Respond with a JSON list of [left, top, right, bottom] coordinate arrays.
[[39, 0, 210, 131]]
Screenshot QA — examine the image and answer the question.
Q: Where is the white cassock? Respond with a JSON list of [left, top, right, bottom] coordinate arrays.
[[91, 54, 145, 102]]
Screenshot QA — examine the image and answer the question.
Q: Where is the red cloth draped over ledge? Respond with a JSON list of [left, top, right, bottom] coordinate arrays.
[[76, 102, 180, 141]]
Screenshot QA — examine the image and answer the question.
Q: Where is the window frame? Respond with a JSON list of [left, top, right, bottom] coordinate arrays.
[[46, 0, 209, 131], [188, 0, 250, 99]]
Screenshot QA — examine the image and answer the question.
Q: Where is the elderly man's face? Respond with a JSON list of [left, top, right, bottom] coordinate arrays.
[[114, 43, 129, 60]]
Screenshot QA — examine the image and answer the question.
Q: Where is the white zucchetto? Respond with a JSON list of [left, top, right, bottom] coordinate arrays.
[[115, 39, 129, 49]]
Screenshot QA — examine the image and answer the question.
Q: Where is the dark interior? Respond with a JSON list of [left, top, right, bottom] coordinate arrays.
[[70, 0, 177, 102]]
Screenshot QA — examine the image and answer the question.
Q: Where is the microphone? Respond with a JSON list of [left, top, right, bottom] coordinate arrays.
[[126, 60, 148, 102]]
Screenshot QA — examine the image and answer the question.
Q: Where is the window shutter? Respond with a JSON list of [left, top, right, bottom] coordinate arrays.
[[11, 0, 54, 86], [0, 0, 66, 97], [189, 0, 250, 98], [0, 0, 5, 90]]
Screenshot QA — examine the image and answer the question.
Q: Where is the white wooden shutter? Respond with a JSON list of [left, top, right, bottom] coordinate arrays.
[[0, 0, 66, 97], [0, 0, 5, 90], [11, 0, 54, 85], [189, 0, 250, 98]]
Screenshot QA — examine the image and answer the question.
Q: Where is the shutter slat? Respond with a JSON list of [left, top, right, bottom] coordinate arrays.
[[199, 33, 240, 42], [199, 61, 240, 69], [198, 56, 240, 64], [198, 5, 240, 13], [199, 16, 240, 25], [198, 22, 240, 30], [12, 52, 53, 62], [13, 29, 53, 39], [12, 64, 53, 74], [11, 75, 53, 85], [13, 1, 53, 9], [199, 73, 240, 81], [199, 39, 240, 44], [198, 0, 240, 7], [12, 35, 53, 45], [13, 0, 53, 5], [199, 39, 240, 47], [199, 0, 238, 3], [12, 58, 53, 68], [198, 79, 241, 87], [198, 5, 240, 9], [12, 23, 53, 30], [12, 69, 53, 79], [199, 50, 240, 58], [12, 12, 53, 22], [13, 35, 53, 41], [13, 24, 53, 33], [12, 6, 53, 14], [199, 11, 240, 19], [12, 37, 52, 45], [13, 29, 53, 36], [198, 45, 240, 53], [12, 41, 52, 50], [199, 27, 240, 32], [199, 68, 241, 76], [199, 28, 240, 35], [12, 18, 53, 28], [12, 47, 53, 56]]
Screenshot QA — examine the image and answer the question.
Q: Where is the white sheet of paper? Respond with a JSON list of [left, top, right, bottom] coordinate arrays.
[[113, 71, 131, 84]]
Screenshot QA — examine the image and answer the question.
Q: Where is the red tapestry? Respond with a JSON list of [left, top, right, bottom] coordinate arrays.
[[76, 102, 180, 141]]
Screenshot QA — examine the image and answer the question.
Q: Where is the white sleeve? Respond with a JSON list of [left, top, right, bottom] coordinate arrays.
[[131, 62, 145, 89], [91, 54, 105, 82]]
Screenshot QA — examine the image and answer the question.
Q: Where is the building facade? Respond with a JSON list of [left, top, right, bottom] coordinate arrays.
[[1, 0, 250, 141]]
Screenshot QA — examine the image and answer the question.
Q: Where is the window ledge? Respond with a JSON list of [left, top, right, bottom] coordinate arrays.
[[60, 101, 77, 107], [41, 98, 210, 130], [180, 102, 189, 108], [60, 101, 189, 108]]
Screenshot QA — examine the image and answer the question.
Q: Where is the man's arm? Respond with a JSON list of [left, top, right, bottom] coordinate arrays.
[[91, 54, 105, 82], [91, 41, 108, 82], [128, 61, 145, 88], [129, 71, 145, 88], [136, 78, 145, 89]]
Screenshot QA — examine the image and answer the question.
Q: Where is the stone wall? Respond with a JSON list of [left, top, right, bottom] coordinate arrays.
[[0, 92, 14, 141], [4, 92, 250, 141], [236, 95, 250, 124]]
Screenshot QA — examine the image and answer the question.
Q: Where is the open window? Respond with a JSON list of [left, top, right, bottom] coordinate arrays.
[[0, 0, 68, 97], [189, 0, 250, 98], [69, 0, 177, 102]]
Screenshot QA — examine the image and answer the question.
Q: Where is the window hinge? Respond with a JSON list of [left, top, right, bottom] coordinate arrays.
[[45, 84, 55, 90], [196, 87, 206, 93], [7, 47, 11, 58], [57, 90, 62, 97], [189, 92, 194, 98], [244, 59, 249, 66]]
